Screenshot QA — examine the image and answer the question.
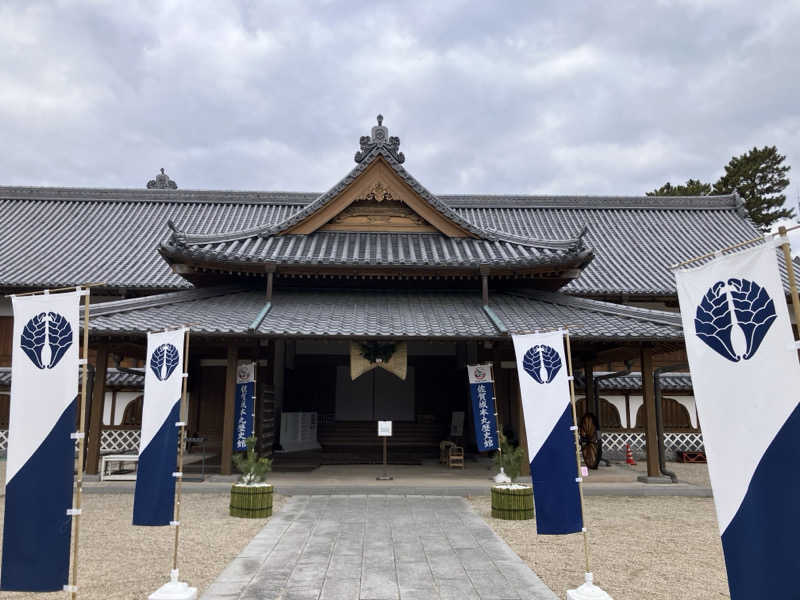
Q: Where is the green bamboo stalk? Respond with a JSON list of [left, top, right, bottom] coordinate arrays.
[[229, 484, 274, 518]]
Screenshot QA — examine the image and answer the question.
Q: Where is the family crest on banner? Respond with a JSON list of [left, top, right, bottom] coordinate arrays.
[[512, 331, 582, 536], [675, 241, 800, 600], [2, 289, 84, 593], [133, 328, 187, 527]]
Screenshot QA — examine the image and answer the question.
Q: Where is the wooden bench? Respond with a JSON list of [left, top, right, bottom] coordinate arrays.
[[100, 454, 139, 481]]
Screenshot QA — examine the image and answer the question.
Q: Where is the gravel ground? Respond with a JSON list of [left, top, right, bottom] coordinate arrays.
[[0, 492, 285, 600], [469, 494, 729, 600], [628, 461, 712, 487]]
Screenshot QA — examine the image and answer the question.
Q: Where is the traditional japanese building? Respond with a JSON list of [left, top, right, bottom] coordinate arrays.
[[0, 116, 791, 477]]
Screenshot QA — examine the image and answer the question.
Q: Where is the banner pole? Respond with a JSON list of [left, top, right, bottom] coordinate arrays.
[[563, 329, 591, 575], [172, 329, 191, 573], [778, 226, 800, 336], [67, 287, 90, 599]]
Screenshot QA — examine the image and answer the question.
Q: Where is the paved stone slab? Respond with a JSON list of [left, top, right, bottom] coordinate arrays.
[[200, 495, 558, 600]]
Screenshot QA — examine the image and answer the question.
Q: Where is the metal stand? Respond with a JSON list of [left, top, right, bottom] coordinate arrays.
[[376, 437, 393, 481]]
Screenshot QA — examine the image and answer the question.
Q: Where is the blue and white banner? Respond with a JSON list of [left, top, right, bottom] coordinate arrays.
[[133, 328, 185, 526], [2, 291, 80, 591], [234, 361, 256, 452], [676, 242, 800, 600], [512, 331, 582, 535], [467, 364, 498, 452]]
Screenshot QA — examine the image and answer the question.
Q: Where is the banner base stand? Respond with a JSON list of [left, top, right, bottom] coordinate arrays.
[[566, 573, 613, 600], [636, 475, 673, 484], [149, 570, 197, 600]]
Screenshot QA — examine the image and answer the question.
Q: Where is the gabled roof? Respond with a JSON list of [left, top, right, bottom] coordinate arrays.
[[87, 285, 683, 341], [161, 118, 590, 278]]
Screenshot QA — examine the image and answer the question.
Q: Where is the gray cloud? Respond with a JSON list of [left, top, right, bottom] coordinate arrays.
[[1, 0, 798, 217]]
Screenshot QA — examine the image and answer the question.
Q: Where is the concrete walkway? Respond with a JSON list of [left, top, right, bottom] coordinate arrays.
[[201, 495, 558, 600]]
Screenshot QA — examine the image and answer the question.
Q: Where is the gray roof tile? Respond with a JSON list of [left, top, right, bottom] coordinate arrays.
[[575, 371, 692, 392], [0, 367, 143, 389], [0, 186, 788, 297], [88, 286, 683, 340]]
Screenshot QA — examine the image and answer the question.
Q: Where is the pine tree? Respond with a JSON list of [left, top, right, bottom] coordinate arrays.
[[647, 179, 711, 197], [232, 436, 272, 485], [712, 146, 792, 230]]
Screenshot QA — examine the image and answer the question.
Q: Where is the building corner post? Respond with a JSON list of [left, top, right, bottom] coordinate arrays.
[[221, 344, 239, 475], [640, 346, 659, 478], [85, 342, 109, 475]]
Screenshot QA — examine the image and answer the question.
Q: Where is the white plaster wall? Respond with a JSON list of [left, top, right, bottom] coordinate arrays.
[[103, 391, 192, 426], [602, 395, 628, 428], [629, 395, 644, 428], [105, 392, 141, 426]]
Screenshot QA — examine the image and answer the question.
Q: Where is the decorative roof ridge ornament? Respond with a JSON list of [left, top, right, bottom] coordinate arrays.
[[166, 219, 187, 245], [355, 115, 405, 164], [147, 168, 178, 190]]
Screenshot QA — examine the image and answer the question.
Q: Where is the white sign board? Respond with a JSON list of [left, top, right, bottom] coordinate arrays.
[[378, 420, 393, 437]]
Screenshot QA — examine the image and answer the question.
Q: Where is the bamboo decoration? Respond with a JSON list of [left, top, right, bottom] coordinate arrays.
[[490, 486, 534, 520], [564, 329, 592, 576], [229, 484, 274, 518], [171, 329, 191, 573]]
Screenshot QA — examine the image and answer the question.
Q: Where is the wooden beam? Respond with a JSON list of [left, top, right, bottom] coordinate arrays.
[[593, 345, 642, 363], [640, 346, 660, 477], [85, 343, 109, 475], [266, 270, 274, 302], [220, 344, 239, 475]]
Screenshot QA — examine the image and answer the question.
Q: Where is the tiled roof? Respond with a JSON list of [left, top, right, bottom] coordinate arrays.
[[88, 286, 683, 341], [575, 371, 692, 392], [161, 231, 591, 270], [0, 367, 143, 389], [1, 185, 789, 296], [0, 188, 312, 289]]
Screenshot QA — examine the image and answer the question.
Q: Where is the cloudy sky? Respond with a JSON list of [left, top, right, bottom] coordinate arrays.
[[2, 1, 799, 215]]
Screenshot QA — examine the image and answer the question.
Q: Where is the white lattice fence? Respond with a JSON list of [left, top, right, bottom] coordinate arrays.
[[0, 429, 7, 453], [601, 432, 645, 459], [663, 432, 705, 457], [101, 429, 140, 453], [601, 431, 704, 460]]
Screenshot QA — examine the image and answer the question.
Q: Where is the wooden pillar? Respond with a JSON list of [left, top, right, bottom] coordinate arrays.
[[514, 370, 529, 467], [272, 340, 285, 449], [583, 362, 595, 421], [220, 344, 239, 475], [85, 343, 109, 475], [640, 346, 659, 477]]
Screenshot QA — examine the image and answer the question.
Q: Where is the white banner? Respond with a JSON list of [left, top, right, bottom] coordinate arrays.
[[133, 327, 185, 526], [676, 242, 800, 599], [512, 330, 582, 534], [3, 290, 80, 591]]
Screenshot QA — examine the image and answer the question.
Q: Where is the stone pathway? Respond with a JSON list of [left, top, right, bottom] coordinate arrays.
[[201, 495, 557, 600]]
